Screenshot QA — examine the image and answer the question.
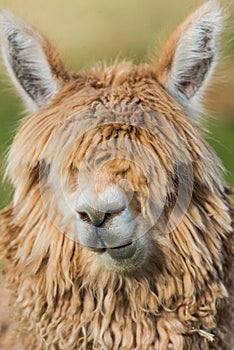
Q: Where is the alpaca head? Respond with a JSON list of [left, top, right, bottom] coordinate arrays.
[[0, 1, 225, 274]]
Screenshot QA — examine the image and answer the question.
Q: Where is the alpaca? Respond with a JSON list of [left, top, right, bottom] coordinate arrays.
[[0, 1, 233, 349]]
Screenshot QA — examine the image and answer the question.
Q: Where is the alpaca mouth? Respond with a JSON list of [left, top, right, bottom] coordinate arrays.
[[88, 240, 133, 251], [89, 241, 135, 259], [110, 241, 133, 250]]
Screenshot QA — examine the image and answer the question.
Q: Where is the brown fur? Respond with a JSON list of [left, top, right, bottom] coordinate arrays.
[[0, 3, 234, 350]]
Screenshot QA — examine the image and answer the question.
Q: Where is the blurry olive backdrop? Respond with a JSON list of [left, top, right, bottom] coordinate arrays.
[[0, 0, 233, 209]]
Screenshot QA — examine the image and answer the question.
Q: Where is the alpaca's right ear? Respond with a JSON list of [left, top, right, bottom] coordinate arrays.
[[0, 10, 69, 113]]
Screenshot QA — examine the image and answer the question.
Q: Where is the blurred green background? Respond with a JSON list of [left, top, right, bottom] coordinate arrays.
[[0, 0, 233, 209]]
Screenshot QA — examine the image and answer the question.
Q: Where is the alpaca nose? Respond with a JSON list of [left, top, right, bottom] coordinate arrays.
[[76, 187, 127, 227], [76, 186, 135, 250]]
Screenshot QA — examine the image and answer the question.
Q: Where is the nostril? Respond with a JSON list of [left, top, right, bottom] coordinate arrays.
[[103, 209, 125, 222], [77, 211, 92, 223], [77, 209, 106, 227], [104, 212, 112, 221]]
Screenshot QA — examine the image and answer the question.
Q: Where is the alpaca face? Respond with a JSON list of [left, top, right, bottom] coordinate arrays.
[[35, 95, 194, 273], [0, 2, 224, 274], [37, 99, 170, 272], [67, 102, 172, 272]]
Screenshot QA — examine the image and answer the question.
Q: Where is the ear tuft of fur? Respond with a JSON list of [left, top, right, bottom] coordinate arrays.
[[0, 10, 69, 113], [156, 0, 224, 117]]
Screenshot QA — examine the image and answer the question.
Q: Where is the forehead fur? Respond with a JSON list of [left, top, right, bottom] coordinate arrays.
[[7, 61, 223, 198]]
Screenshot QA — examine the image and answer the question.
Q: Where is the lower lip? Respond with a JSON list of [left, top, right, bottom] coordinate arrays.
[[107, 242, 136, 260], [87, 241, 136, 260]]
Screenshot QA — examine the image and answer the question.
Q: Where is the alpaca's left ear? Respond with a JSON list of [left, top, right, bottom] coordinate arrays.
[[0, 10, 69, 113], [156, 0, 223, 116]]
